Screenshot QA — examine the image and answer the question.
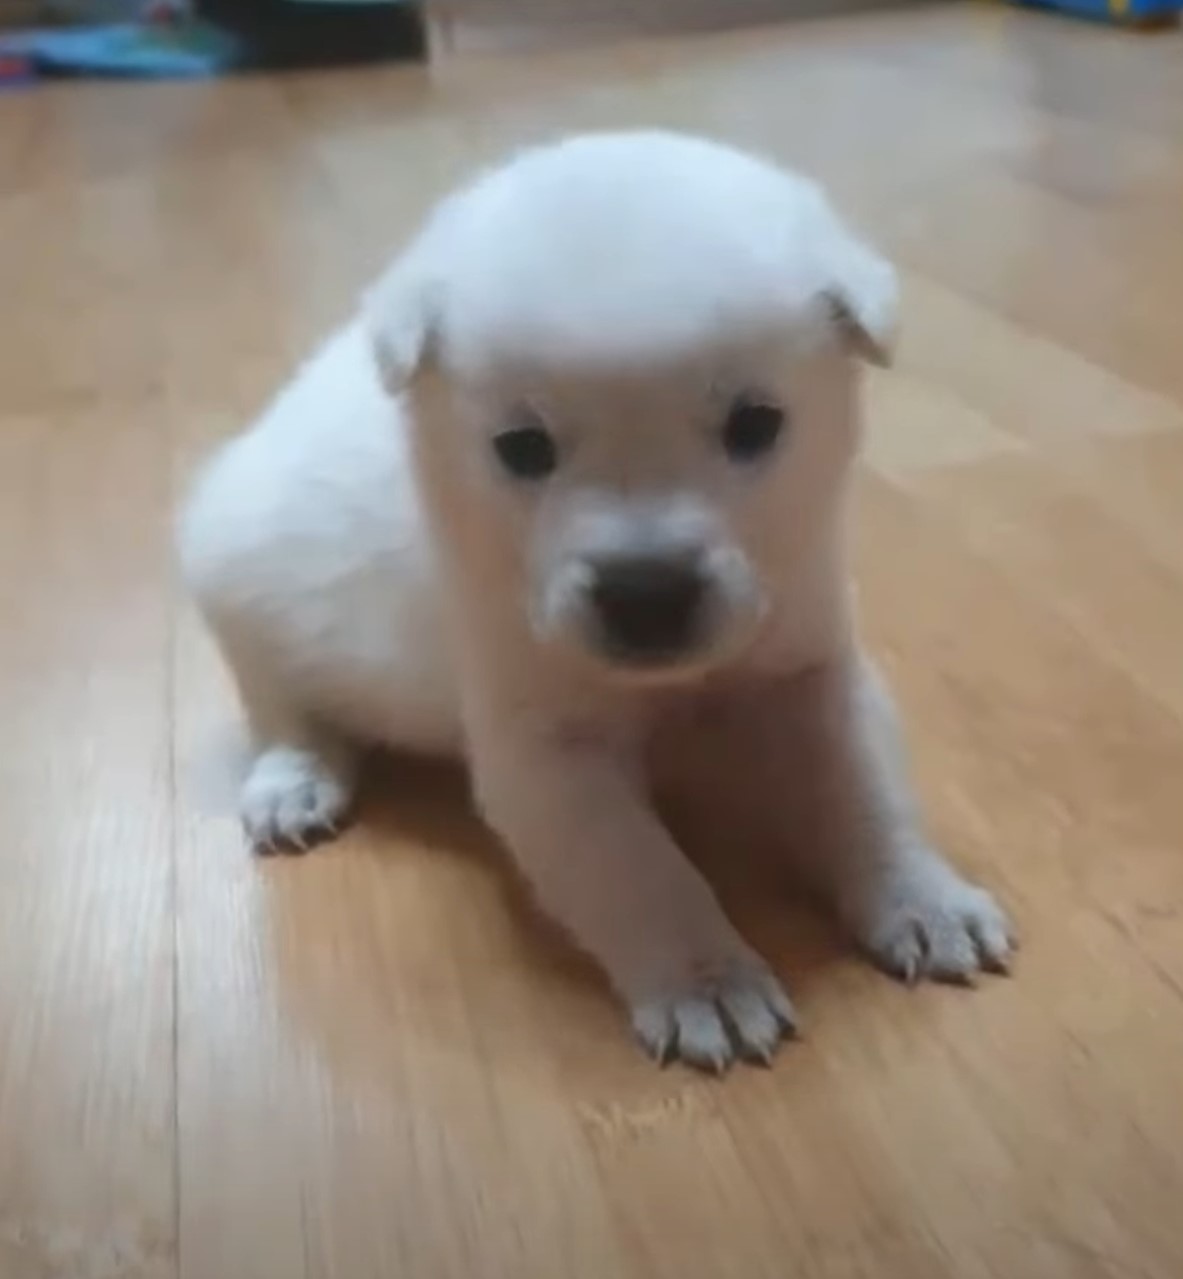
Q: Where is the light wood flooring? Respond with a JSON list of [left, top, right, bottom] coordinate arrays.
[[4, 5, 1183, 1276]]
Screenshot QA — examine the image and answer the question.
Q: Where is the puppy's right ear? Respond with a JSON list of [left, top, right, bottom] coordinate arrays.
[[802, 182, 899, 368], [363, 252, 436, 396], [822, 233, 898, 369]]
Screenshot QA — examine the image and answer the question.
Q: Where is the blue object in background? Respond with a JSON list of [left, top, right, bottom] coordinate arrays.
[[1016, 0, 1179, 24], [0, 18, 242, 80]]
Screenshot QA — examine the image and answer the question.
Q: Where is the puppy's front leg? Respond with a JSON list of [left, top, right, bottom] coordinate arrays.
[[471, 718, 796, 1071], [784, 656, 1015, 982]]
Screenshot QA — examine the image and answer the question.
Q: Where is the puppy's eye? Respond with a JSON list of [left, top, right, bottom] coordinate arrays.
[[721, 399, 786, 463], [492, 416, 558, 481]]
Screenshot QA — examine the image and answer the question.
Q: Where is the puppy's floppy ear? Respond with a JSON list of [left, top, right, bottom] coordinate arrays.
[[810, 192, 899, 367], [363, 250, 437, 396]]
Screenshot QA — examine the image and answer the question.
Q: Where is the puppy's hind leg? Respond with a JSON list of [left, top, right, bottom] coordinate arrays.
[[228, 653, 360, 853]]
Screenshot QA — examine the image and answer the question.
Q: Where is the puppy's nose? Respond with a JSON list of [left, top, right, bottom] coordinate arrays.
[[590, 555, 707, 660]]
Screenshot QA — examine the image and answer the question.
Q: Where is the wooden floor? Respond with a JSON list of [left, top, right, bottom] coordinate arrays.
[[4, 5, 1183, 1275]]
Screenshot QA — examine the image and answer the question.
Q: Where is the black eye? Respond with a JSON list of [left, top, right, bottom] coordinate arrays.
[[721, 399, 786, 463], [492, 417, 558, 481]]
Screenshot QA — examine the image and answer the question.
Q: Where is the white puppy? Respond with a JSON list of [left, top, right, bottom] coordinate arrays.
[[179, 131, 1014, 1071]]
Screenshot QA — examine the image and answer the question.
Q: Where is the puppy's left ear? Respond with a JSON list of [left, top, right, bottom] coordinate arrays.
[[363, 251, 437, 396], [814, 201, 899, 368]]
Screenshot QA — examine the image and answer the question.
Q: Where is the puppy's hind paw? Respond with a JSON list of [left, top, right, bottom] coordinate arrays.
[[631, 961, 797, 1074], [240, 745, 355, 853]]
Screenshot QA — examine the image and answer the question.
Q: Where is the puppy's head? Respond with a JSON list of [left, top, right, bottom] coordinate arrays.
[[367, 132, 897, 684]]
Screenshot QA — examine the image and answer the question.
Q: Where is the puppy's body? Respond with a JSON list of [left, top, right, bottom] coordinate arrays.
[[181, 132, 1013, 1070], [182, 322, 459, 756]]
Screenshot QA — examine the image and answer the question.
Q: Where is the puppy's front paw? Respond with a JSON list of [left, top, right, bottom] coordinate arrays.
[[630, 959, 797, 1073], [854, 860, 1015, 984], [241, 745, 354, 852]]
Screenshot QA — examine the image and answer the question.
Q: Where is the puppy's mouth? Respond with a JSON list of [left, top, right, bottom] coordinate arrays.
[[591, 634, 718, 682], [542, 611, 752, 686]]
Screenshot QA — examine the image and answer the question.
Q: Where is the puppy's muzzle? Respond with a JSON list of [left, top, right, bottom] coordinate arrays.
[[588, 553, 708, 665]]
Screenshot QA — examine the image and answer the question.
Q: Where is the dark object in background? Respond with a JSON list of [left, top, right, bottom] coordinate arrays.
[[201, 0, 426, 69]]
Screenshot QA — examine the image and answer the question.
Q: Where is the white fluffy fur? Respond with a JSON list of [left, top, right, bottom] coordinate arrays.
[[179, 131, 1013, 1071]]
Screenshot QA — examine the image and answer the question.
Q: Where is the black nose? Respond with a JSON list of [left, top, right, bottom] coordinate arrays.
[[590, 555, 707, 661]]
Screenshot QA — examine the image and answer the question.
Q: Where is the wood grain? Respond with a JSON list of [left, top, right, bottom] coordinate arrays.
[[4, 6, 1183, 1276]]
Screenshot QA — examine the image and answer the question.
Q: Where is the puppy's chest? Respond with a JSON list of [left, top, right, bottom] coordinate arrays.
[[644, 675, 804, 814]]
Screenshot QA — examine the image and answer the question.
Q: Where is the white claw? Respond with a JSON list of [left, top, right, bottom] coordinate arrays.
[[630, 962, 796, 1074], [240, 745, 352, 852], [859, 867, 1015, 987]]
